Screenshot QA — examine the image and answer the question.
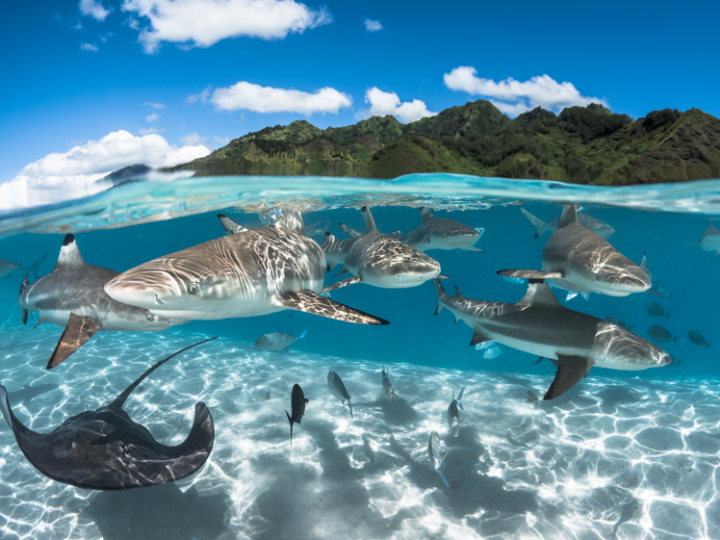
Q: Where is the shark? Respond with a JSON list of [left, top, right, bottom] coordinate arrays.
[[0, 337, 216, 491], [104, 214, 388, 325], [389, 207, 484, 253], [500, 205, 650, 301], [432, 277, 673, 399], [321, 206, 444, 292], [218, 209, 328, 239], [18, 234, 181, 369], [0, 254, 47, 279], [688, 220, 720, 255], [521, 207, 615, 239]]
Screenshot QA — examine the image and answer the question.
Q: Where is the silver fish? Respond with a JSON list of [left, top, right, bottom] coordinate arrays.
[[428, 432, 450, 488], [380, 364, 396, 404], [327, 370, 353, 418], [254, 329, 307, 352], [447, 386, 465, 437]]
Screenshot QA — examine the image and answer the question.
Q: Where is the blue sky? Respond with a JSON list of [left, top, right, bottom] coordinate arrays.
[[1, 0, 719, 206]]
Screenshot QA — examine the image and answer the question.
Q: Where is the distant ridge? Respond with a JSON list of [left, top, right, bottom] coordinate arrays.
[[166, 100, 720, 185]]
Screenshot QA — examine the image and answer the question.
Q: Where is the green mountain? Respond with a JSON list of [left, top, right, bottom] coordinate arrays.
[[168, 101, 720, 185]]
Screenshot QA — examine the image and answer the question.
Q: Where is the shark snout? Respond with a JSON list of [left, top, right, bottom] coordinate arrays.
[[105, 270, 181, 310]]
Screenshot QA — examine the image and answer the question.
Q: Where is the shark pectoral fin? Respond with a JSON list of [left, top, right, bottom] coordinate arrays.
[[543, 354, 592, 400], [438, 275, 450, 279], [470, 327, 493, 346], [278, 289, 389, 325], [333, 267, 351, 277], [21, 309, 28, 326], [217, 214, 248, 234], [323, 275, 362, 293], [33, 316, 45, 330], [497, 269, 563, 280], [463, 245, 485, 253], [47, 313, 103, 369]]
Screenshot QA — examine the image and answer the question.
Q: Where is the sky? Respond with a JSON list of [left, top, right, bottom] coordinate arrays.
[[1, 0, 719, 207]]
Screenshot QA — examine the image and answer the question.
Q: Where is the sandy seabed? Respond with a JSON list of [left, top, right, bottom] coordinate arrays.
[[0, 324, 718, 540]]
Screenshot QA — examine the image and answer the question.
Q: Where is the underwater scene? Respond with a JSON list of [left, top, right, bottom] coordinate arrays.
[[2, 174, 720, 540]]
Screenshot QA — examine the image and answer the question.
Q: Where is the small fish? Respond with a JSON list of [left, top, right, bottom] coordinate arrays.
[[447, 386, 466, 437], [380, 364, 396, 404], [263, 391, 271, 400], [286, 383, 308, 445], [327, 370, 353, 418], [644, 303, 669, 317], [688, 330, 710, 348], [647, 326, 676, 343], [254, 329, 307, 352], [428, 432, 450, 488], [483, 346, 502, 359], [605, 317, 633, 331], [474, 341, 495, 351]]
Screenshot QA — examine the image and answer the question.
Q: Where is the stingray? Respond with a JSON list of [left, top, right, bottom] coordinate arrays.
[[0, 337, 217, 490]]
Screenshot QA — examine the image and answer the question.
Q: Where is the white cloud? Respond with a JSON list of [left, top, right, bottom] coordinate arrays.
[[144, 101, 166, 109], [121, 0, 332, 53], [137, 126, 167, 134], [211, 82, 352, 115], [79, 0, 112, 21], [186, 85, 212, 104], [359, 87, 437, 123], [443, 66, 607, 116], [146, 112, 160, 122], [0, 130, 210, 210], [181, 132, 207, 145], [364, 19, 382, 32], [81, 43, 99, 51]]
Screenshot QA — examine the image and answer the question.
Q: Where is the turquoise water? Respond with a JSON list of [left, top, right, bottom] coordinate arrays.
[[1, 174, 720, 539]]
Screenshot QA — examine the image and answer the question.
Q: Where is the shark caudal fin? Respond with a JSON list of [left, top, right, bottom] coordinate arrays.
[[20, 273, 29, 325], [25, 254, 48, 279], [521, 208, 554, 239], [217, 214, 249, 234], [299, 330, 308, 343], [47, 313, 103, 369], [543, 354, 593, 400], [278, 289, 388, 325]]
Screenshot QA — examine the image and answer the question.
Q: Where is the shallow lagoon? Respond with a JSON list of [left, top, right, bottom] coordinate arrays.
[[1, 174, 720, 539]]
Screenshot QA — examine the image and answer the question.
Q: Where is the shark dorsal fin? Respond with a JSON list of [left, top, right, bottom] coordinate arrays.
[[558, 205, 578, 229], [517, 279, 561, 308], [419, 207, 434, 224], [454, 285, 465, 299], [109, 337, 218, 410], [53, 234, 85, 272], [361, 206, 377, 233]]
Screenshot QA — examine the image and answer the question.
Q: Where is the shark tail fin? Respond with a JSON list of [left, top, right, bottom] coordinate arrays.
[[20, 273, 29, 325], [457, 386, 465, 411], [521, 208, 554, 239], [25, 254, 48, 279], [432, 278, 448, 315], [299, 330, 308, 343]]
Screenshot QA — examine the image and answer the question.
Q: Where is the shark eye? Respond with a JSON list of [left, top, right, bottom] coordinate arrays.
[[188, 283, 200, 295]]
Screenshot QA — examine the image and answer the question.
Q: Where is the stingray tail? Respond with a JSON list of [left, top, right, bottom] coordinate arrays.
[[110, 337, 218, 409], [19, 273, 29, 325]]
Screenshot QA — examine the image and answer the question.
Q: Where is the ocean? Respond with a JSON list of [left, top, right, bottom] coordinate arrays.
[[1, 173, 719, 540]]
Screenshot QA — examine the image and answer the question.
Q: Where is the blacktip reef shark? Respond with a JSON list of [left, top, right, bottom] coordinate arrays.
[[104, 212, 387, 325], [0, 337, 216, 490], [688, 219, 720, 255], [432, 278, 672, 400], [500, 205, 650, 302], [321, 206, 444, 292], [389, 207, 484, 253], [0, 254, 47, 279], [447, 386, 466, 437], [18, 234, 181, 369], [521, 207, 615, 239], [218, 209, 329, 238]]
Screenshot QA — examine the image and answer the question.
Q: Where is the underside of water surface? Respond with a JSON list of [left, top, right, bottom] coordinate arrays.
[[1, 174, 720, 540]]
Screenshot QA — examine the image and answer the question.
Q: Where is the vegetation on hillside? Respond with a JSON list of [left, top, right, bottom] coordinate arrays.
[[167, 100, 720, 185]]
